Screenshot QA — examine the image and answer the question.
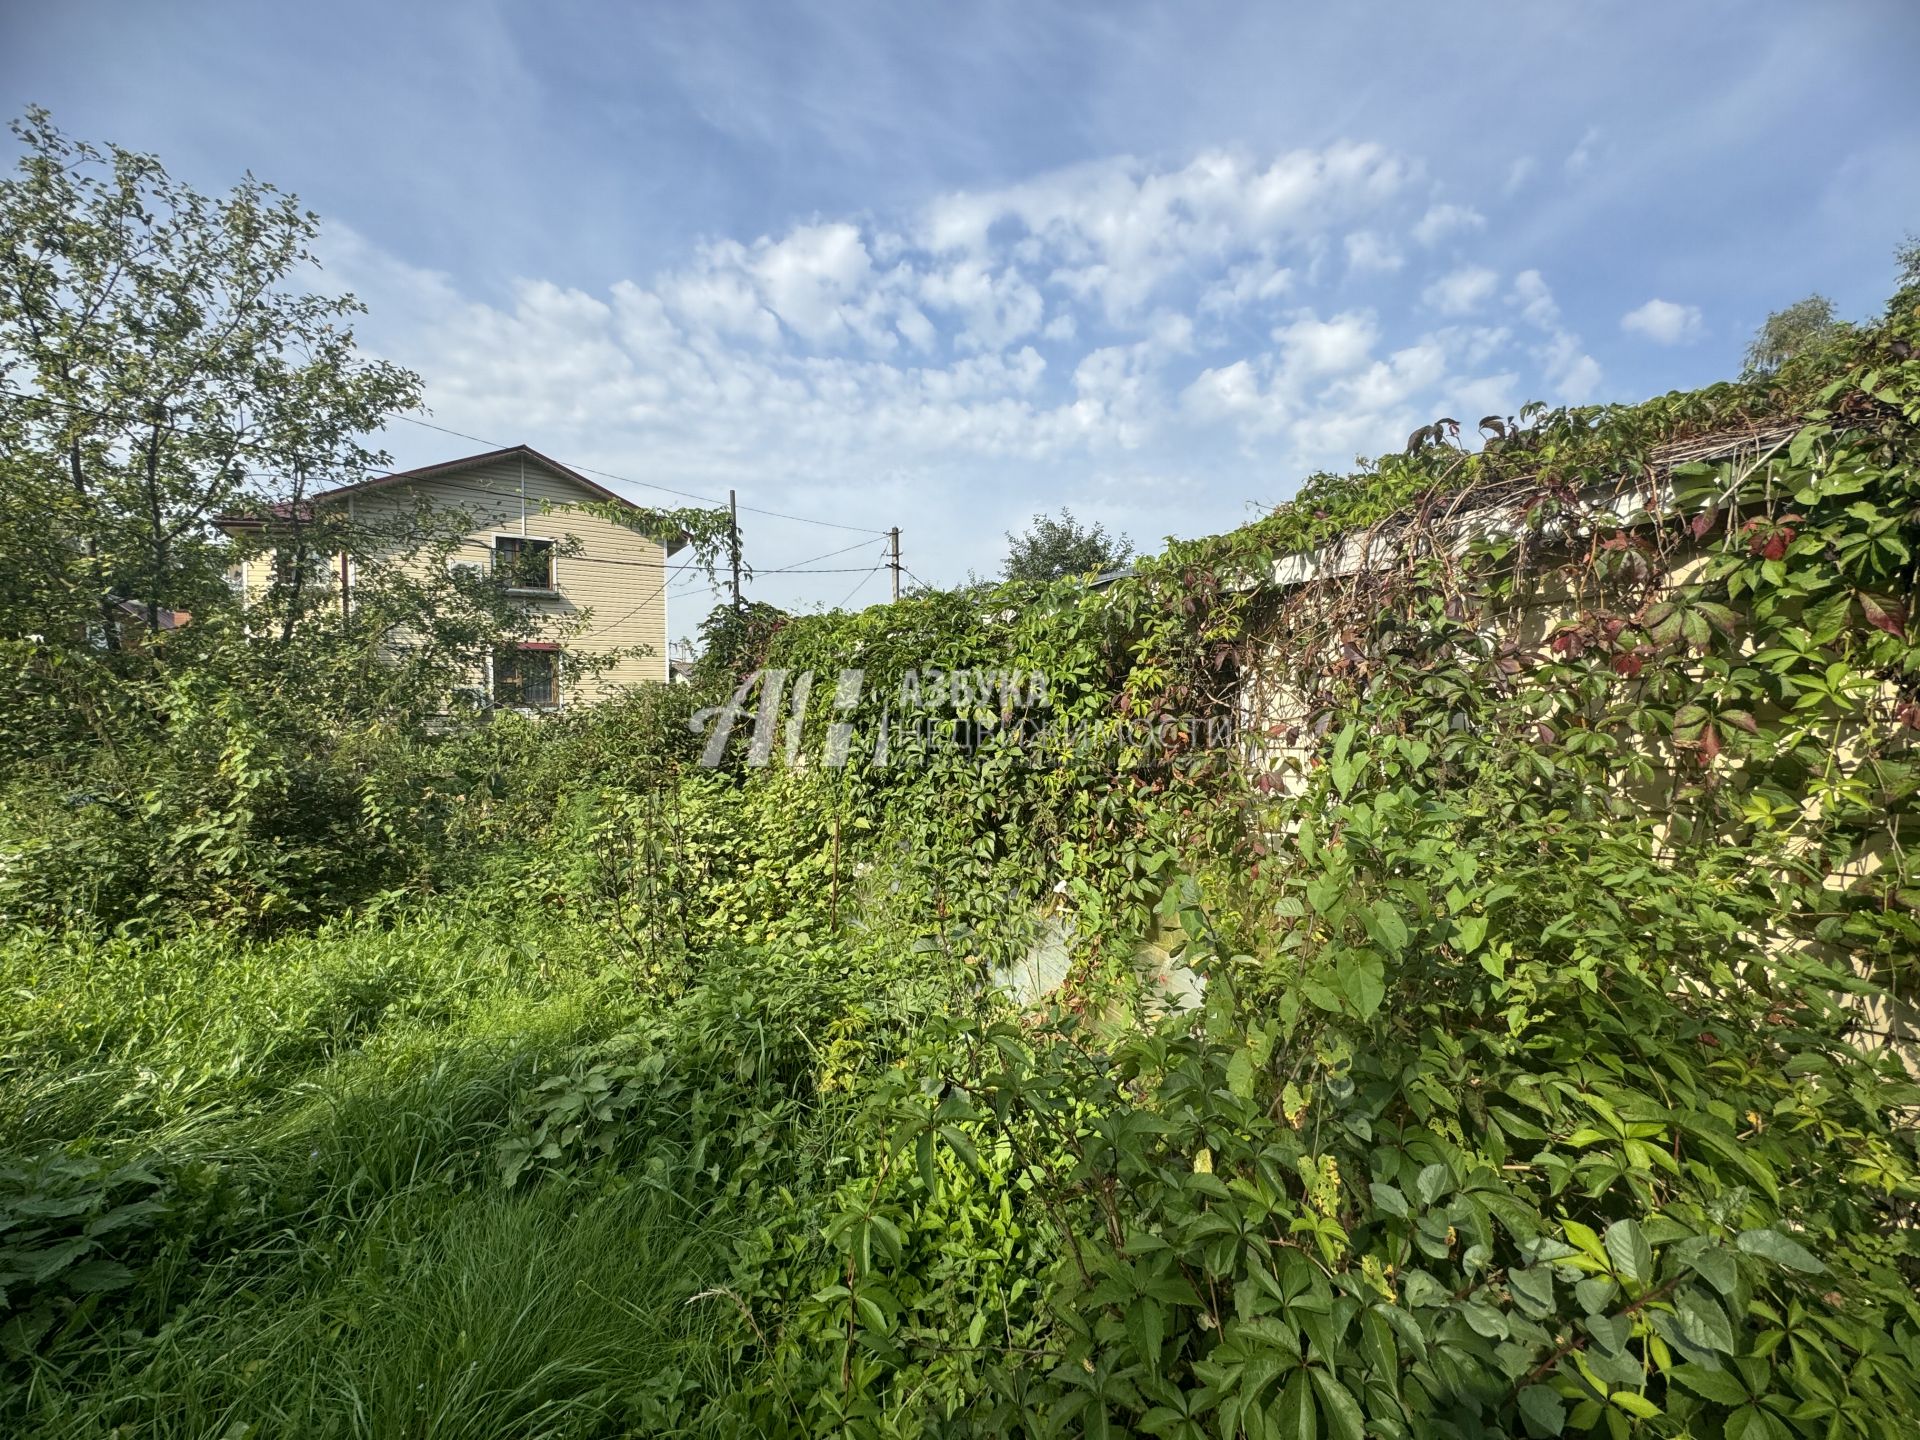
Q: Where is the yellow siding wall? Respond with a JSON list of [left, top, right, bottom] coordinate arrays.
[[323, 454, 671, 704]]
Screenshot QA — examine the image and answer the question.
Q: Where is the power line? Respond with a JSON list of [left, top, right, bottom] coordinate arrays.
[[392, 414, 888, 536], [832, 567, 884, 610], [578, 559, 704, 638], [0, 387, 889, 539], [757, 537, 881, 573], [395, 415, 724, 508], [766, 564, 889, 575]]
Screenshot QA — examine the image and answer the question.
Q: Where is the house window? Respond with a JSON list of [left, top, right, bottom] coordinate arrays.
[[493, 644, 559, 708], [494, 535, 554, 591], [272, 546, 324, 589]]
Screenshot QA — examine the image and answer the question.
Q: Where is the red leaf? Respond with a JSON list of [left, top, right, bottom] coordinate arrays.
[[1762, 534, 1788, 562], [1700, 726, 1722, 762], [1859, 592, 1908, 637], [1689, 506, 1719, 541]]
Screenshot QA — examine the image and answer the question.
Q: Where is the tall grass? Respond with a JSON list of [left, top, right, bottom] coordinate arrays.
[[32, 1179, 730, 1439], [0, 907, 741, 1436]]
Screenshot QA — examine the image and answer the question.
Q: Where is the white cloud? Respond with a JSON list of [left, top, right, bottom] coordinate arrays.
[[1199, 259, 1293, 314], [1451, 373, 1521, 424], [1412, 203, 1485, 247], [1181, 359, 1266, 421], [1273, 309, 1379, 377], [919, 256, 1045, 351], [1511, 268, 1560, 329], [894, 303, 937, 351], [660, 244, 780, 343], [1565, 126, 1601, 175], [1147, 310, 1195, 354], [920, 142, 1412, 322], [1620, 297, 1704, 345], [747, 222, 876, 343], [1508, 269, 1602, 402], [317, 144, 1638, 638], [1545, 336, 1604, 402], [1344, 230, 1403, 274], [1422, 266, 1499, 316], [1435, 323, 1514, 368], [1504, 157, 1537, 195], [1331, 340, 1449, 414]]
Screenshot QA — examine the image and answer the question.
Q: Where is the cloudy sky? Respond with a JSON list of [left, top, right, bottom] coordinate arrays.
[[5, 1, 1917, 643]]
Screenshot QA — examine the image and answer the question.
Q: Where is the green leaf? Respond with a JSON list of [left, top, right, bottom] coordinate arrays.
[[1735, 1228, 1824, 1273], [1685, 1245, 1739, 1296], [1415, 1163, 1449, 1207], [1339, 953, 1386, 1018], [1458, 1299, 1509, 1339], [1508, 1264, 1555, 1317], [1310, 1371, 1364, 1440], [1585, 1313, 1631, 1355], [1330, 723, 1360, 797], [1603, 1219, 1652, 1286], [1726, 1403, 1793, 1440], [23, 1238, 91, 1284], [938, 1125, 981, 1175], [1276, 1369, 1315, 1437], [1227, 1047, 1257, 1100], [1517, 1384, 1566, 1438], [1454, 914, 1487, 954], [1370, 900, 1409, 953], [1609, 1390, 1661, 1419], [1370, 1182, 1410, 1220], [1129, 1300, 1166, 1366], [1668, 1363, 1750, 1406], [1674, 1286, 1736, 1355], [61, 1258, 134, 1293]]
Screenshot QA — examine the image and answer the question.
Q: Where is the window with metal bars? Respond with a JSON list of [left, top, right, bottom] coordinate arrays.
[[492, 644, 559, 708]]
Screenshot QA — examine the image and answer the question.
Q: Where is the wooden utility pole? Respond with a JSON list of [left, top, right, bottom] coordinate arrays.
[[728, 489, 741, 609], [888, 526, 901, 601]]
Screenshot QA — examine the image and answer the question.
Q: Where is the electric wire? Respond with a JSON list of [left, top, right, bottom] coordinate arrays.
[[392, 414, 888, 535], [832, 567, 883, 610], [0, 386, 890, 539]]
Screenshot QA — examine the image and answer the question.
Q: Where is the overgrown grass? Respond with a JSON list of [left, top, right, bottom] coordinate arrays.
[[0, 906, 750, 1436], [30, 1179, 730, 1439]]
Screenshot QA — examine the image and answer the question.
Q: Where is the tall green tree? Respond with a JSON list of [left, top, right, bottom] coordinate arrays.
[[1891, 231, 1920, 320], [1001, 506, 1133, 583], [1741, 293, 1844, 378], [0, 106, 420, 650]]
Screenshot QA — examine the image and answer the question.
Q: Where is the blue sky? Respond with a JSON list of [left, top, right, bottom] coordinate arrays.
[[5, 1, 1918, 642]]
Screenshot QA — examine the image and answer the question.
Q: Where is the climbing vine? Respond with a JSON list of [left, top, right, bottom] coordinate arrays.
[[523, 285, 1920, 1437]]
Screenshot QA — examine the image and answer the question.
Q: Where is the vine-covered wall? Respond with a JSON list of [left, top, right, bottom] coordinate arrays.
[[524, 291, 1920, 1438], [653, 298, 1917, 1034]]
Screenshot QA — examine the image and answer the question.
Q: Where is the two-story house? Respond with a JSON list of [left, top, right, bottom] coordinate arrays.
[[222, 445, 682, 708]]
